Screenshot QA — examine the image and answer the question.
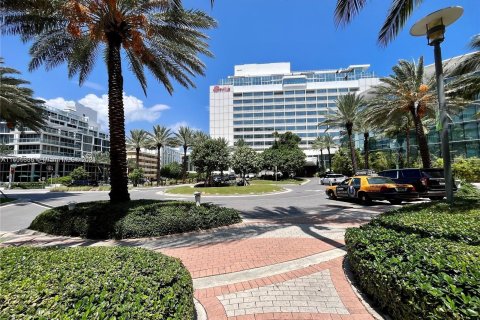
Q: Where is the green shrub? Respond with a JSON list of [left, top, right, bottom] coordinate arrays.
[[453, 157, 480, 182], [30, 200, 242, 239], [372, 198, 480, 245], [51, 176, 72, 185], [456, 182, 480, 199], [10, 182, 45, 189], [0, 246, 194, 319], [70, 167, 89, 180], [346, 227, 480, 320]]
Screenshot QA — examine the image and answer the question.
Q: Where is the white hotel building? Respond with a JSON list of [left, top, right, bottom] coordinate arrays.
[[210, 62, 380, 163]]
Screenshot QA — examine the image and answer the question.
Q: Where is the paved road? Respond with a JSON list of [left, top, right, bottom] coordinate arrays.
[[0, 179, 395, 232]]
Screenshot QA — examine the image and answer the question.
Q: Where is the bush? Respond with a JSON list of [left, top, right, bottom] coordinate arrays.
[[453, 157, 480, 182], [128, 168, 144, 186], [346, 190, 480, 320], [51, 176, 72, 185], [0, 246, 194, 319], [9, 182, 45, 189], [70, 167, 89, 180], [30, 200, 242, 239], [346, 227, 480, 320]]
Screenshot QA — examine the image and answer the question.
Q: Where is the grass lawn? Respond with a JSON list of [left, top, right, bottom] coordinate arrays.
[[166, 184, 283, 195], [0, 197, 15, 204], [49, 185, 112, 192], [250, 178, 306, 185]]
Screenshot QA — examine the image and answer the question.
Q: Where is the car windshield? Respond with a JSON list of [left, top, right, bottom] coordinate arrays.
[[367, 177, 395, 185], [422, 169, 444, 178]]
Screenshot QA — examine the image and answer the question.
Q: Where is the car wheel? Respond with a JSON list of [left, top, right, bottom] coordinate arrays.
[[389, 199, 402, 205], [359, 193, 372, 205], [429, 196, 444, 201], [327, 190, 336, 200]]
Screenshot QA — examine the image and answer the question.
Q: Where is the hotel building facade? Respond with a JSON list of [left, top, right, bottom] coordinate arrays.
[[0, 103, 110, 182], [209, 62, 380, 163]]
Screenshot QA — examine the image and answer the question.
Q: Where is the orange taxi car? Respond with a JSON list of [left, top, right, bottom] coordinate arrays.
[[325, 175, 419, 205]]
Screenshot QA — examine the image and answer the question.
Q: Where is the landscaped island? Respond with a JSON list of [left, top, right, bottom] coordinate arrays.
[[30, 200, 241, 239], [0, 247, 194, 319], [346, 184, 480, 319]]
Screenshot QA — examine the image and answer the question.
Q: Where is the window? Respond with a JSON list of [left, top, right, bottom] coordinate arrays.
[[352, 178, 361, 187], [294, 90, 305, 95], [380, 170, 398, 179], [285, 91, 294, 95], [367, 177, 395, 184], [254, 92, 263, 97], [401, 169, 421, 178]]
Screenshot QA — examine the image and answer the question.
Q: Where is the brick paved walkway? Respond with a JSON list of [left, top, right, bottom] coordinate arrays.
[[0, 205, 383, 319]]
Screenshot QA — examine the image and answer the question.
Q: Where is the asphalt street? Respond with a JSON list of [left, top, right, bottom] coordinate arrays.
[[0, 179, 398, 232]]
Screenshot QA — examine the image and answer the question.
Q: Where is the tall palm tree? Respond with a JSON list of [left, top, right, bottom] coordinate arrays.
[[322, 93, 364, 173], [174, 126, 194, 183], [1, 1, 216, 202], [312, 137, 325, 171], [0, 58, 45, 131], [367, 57, 467, 168], [334, 0, 424, 46], [127, 129, 150, 169], [149, 125, 172, 186], [323, 134, 336, 171]]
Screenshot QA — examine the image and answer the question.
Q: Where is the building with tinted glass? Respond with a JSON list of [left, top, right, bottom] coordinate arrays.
[[210, 62, 381, 163], [0, 103, 110, 182]]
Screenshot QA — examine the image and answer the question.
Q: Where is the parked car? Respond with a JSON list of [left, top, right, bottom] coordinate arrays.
[[325, 175, 419, 205], [378, 168, 457, 200], [320, 173, 347, 185]]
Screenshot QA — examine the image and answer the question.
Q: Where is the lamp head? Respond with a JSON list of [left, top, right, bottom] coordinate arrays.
[[410, 6, 463, 46]]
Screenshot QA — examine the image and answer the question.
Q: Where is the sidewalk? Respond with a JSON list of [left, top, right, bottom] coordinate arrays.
[[0, 209, 383, 320]]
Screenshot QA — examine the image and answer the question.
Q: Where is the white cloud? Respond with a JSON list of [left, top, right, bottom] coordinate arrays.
[[40, 97, 76, 110], [168, 121, 199, 133], [78, 93, 170, 129]]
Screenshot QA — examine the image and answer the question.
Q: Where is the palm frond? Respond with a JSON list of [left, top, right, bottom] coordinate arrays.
[[378, 0, 423, 47], [334, 0, 368, 27]]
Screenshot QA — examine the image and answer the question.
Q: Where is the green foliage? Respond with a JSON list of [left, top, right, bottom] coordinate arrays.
[[8, 182, 45, 189], [231, 145, 260, 179], [0, 246, 194, 319], [160, 163, 182, 180], [70, 167, 89, 181], [346, 187, 480, 320], [128, 168, 144, 186], [456, 182, 480, 199], [453, 157, 480, 182], [260, 132, 306, 176], [332, 147, 354, 175], [369, 151, 390, 172], [190, 138, 230, 185], [30, 200, 241, 239], [51, 176, 72, 186]]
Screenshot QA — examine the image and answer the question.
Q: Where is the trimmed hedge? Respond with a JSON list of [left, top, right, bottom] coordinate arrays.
[[0, 246, 194, 319], [371, 198, 480, 245], [346, 186, 480, 319], [346, 227, 480, 319], [30, 200, 241, 239]]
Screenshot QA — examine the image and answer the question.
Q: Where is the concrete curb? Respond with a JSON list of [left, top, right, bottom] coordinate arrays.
[[159, 188, 293, 198]]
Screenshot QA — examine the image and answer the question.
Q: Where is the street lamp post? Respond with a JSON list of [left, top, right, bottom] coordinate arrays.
[[410, 6, 463, 203]]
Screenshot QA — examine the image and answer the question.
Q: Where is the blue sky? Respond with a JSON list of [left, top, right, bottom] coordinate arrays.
[[1, 0, 478, 134]]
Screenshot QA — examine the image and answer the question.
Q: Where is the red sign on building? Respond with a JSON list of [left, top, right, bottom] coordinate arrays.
[[213, 85, 231, 93]]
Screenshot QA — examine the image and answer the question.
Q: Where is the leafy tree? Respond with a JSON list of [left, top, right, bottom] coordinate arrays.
[[323, 93, 364, 173], [148, 125, 173, 186], [127, 129, 150, 169], [323, 134, 336, 171], [128, 168, 144, 187], [332, 147, 354, 176], [173, 126, 194, 183], [369, 152, 390, 173], [160, 162, 182, 182], [70, 167, 89, 181], [1, 1, 216, 202], [231, 145, 259, 186], [0, 58, 45, 131], [355, 116, 371, 169], [190, 138, 230, 186], [84, 151, 110, 182], [261, 132, 305, 178]]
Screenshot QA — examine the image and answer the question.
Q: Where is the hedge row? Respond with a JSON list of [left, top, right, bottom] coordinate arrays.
[[30, 200, 242, 239], [371, 198, 480, 245], [346, 226, 480, 319], [0, 246, 194, 319]]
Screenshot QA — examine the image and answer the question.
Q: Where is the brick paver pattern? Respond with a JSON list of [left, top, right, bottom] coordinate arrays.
[[218, 270, 348, 317]]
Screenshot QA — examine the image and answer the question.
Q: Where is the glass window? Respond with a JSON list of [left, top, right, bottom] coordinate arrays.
[[264, 92, 273, 96], [285, 112, 295, 117], [243, 92, 253, 97], [296, 111, 306, 116], [254, 92, 263, 97], [274, 112, 284, 117], [233, 107, 242, 112], [317, 96, 327, 100], [285, 91, 294, 95], [285, 105, 295, 109], [294, 90, 305, 95], [285, 98, 295, 102], [264, 98, 273, 103], [274, 98, 284, 102], [327, 88, 337, 93], [316, 89, 327, 93], [307, 104, 316, 109], [401, 169, 421, 178], [352, 178, 361, 187], [286, 119, 295, 123], [276, 119, 286, 124], [367, 177, 395, 184], [264, 112, 274, 117], [307, 118, 318, 123], [233, 93, 242, 97]]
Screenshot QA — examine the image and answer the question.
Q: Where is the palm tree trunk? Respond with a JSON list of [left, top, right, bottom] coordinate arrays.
[[135, 147, 140, 168], [156, 145, 161, 186], [363, 132, 369, 169], [182, 145, 188, 183], [410, 110, 431, 168], [107, 33, 130, 202], [320, 150, 324, 170], [327, 147, 332, 171], [347, 124, 357, 173]]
